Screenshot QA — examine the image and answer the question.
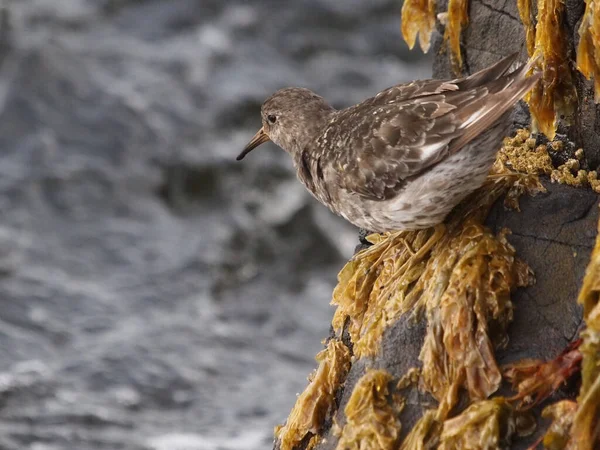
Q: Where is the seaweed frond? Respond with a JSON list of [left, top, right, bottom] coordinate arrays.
[[275, 339, 351, 450], [438, 398, 515, 450], [519, 0, 577, 139], [444, 0, 469, 75], [577, 0, 600, 101], [401, 0, 437, 53], [335, 370, 401, 450], [570, 216, 600, 450]]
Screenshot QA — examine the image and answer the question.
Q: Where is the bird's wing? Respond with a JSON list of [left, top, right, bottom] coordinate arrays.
[[320, 96, 464, 201], [318, 55, 539, 202], [364, 52, 519, 107]]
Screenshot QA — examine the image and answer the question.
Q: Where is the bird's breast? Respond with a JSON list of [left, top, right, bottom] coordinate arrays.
[[294, 153, 336, 210]]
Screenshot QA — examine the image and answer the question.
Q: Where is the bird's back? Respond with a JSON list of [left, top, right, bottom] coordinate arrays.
[[310, 53, 539, 202]]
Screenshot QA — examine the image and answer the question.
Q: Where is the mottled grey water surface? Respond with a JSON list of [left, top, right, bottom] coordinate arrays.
[[0, 1, 429, 448]]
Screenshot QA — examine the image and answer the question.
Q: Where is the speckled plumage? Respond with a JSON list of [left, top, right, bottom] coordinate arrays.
[[238, 53, 541, 232]]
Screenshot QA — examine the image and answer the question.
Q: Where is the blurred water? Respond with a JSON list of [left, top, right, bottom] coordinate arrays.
[[0, 1, 430, 449]]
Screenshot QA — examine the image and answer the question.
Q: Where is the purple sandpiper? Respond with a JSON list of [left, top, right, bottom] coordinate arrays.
[[237, 53, 540, 232]]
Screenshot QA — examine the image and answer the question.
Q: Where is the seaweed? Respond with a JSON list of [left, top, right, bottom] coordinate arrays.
[[444, 0, 469, 75], [275, 339, 351, 450], [539, 400, 578, 450], [577, 1, 600, 101], [401, 0, 437, 53], [570, 217, 600, 450], [400, 0, 467, 74], [335, 370, 401, 450], [438, 398, 515, 450], [518, 0, 536, 56], [518, 0, 577, 140]]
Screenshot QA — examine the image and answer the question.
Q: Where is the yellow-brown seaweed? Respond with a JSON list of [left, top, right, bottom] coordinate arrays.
[[518, 0, 536, 55], [331, 224, 444, 358], [276, 339, 351, 450], [399, 410, 440, 450], [541, 400, 578, 450], [438, 398, 515, 450], [577, 0, 600, 100], [401, 0, 437, 53], [335, 370, 400, 450], [518, 0, 577, 139], [571, 216, 600, 450], [418, 221, 531, 415], [444, 0, 469, 75]]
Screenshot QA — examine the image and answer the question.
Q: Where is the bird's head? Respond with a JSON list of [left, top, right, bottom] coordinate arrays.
[[237, 87, 334, 161]]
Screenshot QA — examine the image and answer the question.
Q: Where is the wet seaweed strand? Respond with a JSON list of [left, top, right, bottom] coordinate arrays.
[[400, 0, 468, 74], [334, 370, 401, 450], [401, 0, 437, 52], [444, 0, 469, 75], [571, 215, 600, 450], [577, 0, 600, 100], [518, 0, 577, 140], [275, 339, 351, 450]]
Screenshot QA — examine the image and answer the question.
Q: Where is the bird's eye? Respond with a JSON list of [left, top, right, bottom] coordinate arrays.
[[267, 114, 277, 124]]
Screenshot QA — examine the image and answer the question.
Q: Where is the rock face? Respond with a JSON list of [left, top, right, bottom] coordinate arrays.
[[309, 181, 597, 450], [297, 2, 600, 449]]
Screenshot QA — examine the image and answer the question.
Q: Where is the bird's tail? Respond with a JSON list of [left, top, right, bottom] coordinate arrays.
[[447, 55, 542, 153]]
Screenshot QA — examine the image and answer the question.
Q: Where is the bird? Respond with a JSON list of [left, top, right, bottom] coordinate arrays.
[[236, 53, 541, 233]]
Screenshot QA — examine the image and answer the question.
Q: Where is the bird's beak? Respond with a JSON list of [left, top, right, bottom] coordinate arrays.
[[237, 127, 271, 161]]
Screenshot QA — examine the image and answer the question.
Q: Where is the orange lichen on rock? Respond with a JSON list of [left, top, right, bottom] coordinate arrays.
[[570, 216, 600, 450], [577, 0, 600, 100], [503, 339, 582, 410], [335, 370, 400, 450], [401, 0, 437, 53], [275, 339, 351, 450], [444, 0, 469, 75], [438, 398, 515, 450], [518, 0, 577, 139]]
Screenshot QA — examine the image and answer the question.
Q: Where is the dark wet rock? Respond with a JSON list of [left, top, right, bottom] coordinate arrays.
[[315, 179, 597, 450]]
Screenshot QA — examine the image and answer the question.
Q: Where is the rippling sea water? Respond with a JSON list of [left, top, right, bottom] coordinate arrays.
[[0, 1, 429, 448]]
